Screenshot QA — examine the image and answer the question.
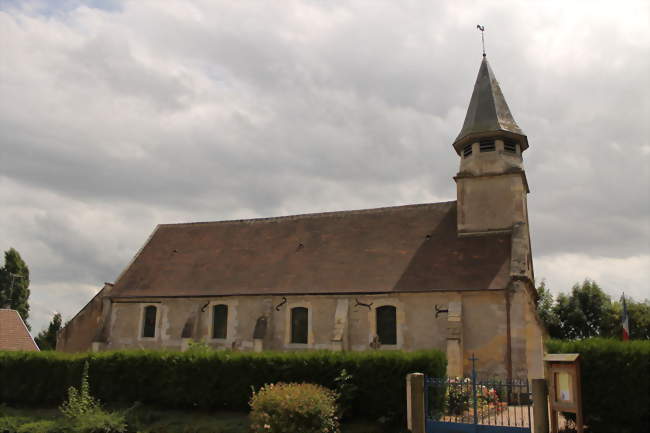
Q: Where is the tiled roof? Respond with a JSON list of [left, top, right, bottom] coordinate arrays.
[[111, 201, 512, 298], [0, 309, 39, 351]]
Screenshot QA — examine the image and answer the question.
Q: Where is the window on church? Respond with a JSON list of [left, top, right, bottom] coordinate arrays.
[[504, 139, 518, 153], [463, 144, 473, 157], [290, 307, 308, 344], [376, 305, 397, 345], [479, 139, 496, 152], [212, 304, 228, 339], [142, 305, 157, 338]]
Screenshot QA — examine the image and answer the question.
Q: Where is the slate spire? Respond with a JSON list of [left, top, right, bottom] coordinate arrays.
[[452, 57, 528, 154]]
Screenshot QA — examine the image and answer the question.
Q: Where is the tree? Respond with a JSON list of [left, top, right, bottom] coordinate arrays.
[[535, 280, 563, 338], [536, 278, 649, 340], [35, 312, 62, 350], [553, 279, 616, 339], [608, 298, 650, 340], [0, 248, 31, 329], [628, 300, 650, 339]]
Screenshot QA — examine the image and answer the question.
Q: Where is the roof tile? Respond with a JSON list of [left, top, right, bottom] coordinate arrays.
[[111, 201, 511, 298], [0, 309, 39, 351]]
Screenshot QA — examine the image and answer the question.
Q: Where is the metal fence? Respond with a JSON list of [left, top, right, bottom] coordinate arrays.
[[424, 357, 532, 433]]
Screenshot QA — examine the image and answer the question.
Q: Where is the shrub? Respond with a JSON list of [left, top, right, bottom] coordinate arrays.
[[0, 406, 249, 433], [58, 361, 126, 433], [546, 338, 650, 433], [0, 406, 55, 433], [333, 369, 358, 420], [0, 349, 446, 422], [0, 415, 21, 433], [59, 362, 100, 419], [59, 410, 127, 433], [250, 383, 339, 433], [15, 420, 60, 433], [184, 339, 212, 354]]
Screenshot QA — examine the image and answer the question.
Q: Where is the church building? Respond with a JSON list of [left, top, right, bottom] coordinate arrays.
[[58, 57, 545, 380]]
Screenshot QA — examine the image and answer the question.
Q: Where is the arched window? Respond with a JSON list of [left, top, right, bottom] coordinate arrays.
[[142, 305, 157, 338], [290, 307, 308, 344], [212, 304, 228, 339], [376, 305, 397, 345]]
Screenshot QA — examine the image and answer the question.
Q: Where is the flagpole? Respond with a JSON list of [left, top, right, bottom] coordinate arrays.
[[621, 292, 630, 341]]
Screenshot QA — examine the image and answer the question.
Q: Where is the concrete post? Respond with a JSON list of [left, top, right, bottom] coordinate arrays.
[[406, 373, 425, 433], [532, 378, 549, 433]]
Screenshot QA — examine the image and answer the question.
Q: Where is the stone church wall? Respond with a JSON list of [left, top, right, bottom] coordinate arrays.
[[95, 289, 542, 379], [57, 283, 111, 352]]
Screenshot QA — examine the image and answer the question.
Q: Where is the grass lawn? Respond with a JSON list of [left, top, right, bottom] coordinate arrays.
[[0, 406, 387, 433]]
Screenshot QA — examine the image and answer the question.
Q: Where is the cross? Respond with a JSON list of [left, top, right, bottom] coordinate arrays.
[[476, 25, 486, 57], [468, 353, 479, 369]]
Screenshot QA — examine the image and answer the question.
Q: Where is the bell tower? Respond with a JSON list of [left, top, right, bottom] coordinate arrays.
[[453, 57, 530, 235]]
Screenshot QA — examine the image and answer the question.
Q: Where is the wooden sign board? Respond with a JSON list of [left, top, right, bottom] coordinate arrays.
[[544, 353, 583, 433]]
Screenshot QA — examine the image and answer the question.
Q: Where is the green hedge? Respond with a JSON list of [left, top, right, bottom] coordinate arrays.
[[546, 338, 650, 433], [0, 349, 445, 421]]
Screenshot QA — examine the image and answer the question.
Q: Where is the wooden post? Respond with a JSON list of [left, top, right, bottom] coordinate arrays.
[[406, 373, 425, 433], [549, 409, 558, 433], [532, 378, 549, 433], [575, 360, 584, 433]]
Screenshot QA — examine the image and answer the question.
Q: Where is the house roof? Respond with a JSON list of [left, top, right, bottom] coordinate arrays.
[[0, 309, 39, 351], [110, 201, 512, 298], [452, 57, 528, 153]]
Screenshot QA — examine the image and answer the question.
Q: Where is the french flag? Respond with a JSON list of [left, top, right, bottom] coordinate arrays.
[[621, 294, 630, 341]]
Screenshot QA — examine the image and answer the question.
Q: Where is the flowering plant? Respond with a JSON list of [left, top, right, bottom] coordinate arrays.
[[444, 378, 504, 418], [249, 382, 340, 433]]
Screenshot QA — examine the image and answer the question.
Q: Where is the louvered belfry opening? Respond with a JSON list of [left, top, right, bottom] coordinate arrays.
[[479, 138, 496, 152], [504, 138, 518, 153]]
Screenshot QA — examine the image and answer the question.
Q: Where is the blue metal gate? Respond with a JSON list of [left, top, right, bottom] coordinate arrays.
[[424, 356, 531, 433]]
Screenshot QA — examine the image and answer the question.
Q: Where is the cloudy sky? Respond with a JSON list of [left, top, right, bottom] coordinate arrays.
[[1, 0, 648, 334]]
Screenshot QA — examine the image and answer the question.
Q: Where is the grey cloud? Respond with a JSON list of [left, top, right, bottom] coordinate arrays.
[[63, 35, 195, 110], [0, 0, 648, 333], [0, 0, 122, 15]]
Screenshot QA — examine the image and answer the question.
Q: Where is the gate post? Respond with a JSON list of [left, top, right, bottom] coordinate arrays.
[[406, 373, 425, 433], [532, 378, 549, 433]]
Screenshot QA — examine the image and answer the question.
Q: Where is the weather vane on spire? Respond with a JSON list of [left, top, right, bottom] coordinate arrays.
[[476, 25, 486, 57]]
